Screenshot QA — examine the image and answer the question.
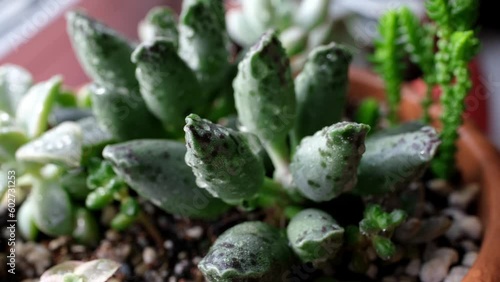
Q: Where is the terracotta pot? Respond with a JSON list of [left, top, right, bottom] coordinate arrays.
[[348, 67, 500, 282]]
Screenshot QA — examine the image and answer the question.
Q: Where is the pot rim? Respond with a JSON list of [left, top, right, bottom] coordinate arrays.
[[348, 67, 500, 282]]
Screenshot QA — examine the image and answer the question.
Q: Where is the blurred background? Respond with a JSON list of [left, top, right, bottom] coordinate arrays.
[[0, 0, 498, 149]]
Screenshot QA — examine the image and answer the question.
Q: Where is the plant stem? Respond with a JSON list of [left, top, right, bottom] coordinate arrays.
[[263, 137, 292, 187]]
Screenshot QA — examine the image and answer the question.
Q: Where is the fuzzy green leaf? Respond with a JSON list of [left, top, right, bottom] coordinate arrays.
[[16, 122, 83, 168], [89, 84, 166, 141], [103, 140, 229, 219], [293, 42, 352, 141], [355, 126, 441, 195], [287, 208, 344, 263], [0, 65, 33, 115], [199, 221, 294, 282], [178, 0, 229, 92], [139, 6, 179, 47], [16, 76, 61, 138], [32, 180, 74, 236], [233, 30, 296, 146], [184, 114, 264, 205], [18, 194, 39, 241], [290, 122, 369, 202], [72, 207, 99, 246], [132, 39, 202, 135], [66, 11, 138, 90]]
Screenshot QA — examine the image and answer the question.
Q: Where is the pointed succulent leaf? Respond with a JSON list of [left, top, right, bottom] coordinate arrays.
[[32, 180, 74, 236], [225, 8, 261, 47], [16, 76, 61, 138], [287, 208, 344, 263], [184, 114, 264, 205], [103, 140, 229, 219], [66, 11, 138, 90], [355, 126, 441, 195], [72, 207, 99, 246], [0, 64, 33, 115], [178, 0, 229, 91], [279, 26, 307, 56], [233, 30, 296, 145], [290, 122, 369, 202], [132, 39, 202, 135], [138, 6, 179, 47], [0, 111, 29, 161], [294, 43, 352, 141], [18, 194, 39, 241], [199, 221, 294, 282], [16, 122, 83, 168], [295, 0, 330, 30], [240, 0, 294, 34], [89, 84, 165, 141]]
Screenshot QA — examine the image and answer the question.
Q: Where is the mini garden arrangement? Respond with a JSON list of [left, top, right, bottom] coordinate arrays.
[[0, 0, 497, 282]]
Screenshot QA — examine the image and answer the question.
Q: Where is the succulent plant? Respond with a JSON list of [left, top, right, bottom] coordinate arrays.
[[40, 259, 120, 282], [1, 1, 478, 281]]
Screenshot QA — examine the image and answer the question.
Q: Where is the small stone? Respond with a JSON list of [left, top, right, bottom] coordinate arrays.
[[192, 256, 202, 265], [462, 252, 478, 267], [420, 258, 451, 282], [143, 247, 157, 265], [448, 184, 479, 209], [174, 260, 189, 275], [366, 264, 378, 279], [178, 251, 187, 260], [428, 179, 452, 195], [185, 226, 203, 240], [405, 259, 421, 276], [135, 263, 148, 276], [367, 247, 377, 261], [70, 245, 86, 253], [432, 248, 459, 265], [163, 240, 173, 250], [382, 277, 398, 282], [106, 229, 121, 241], [48, 236, 69, 250], [460, 240, 479, 252], [101, 205, 118, 225], [460, 216, 482, 240], [444, 266, 470, 282]]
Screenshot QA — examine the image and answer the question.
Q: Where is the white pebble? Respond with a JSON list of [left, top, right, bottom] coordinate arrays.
[[405, 259, 421, 276], [444, 266, 470, 282], [366, 264, 378, 279], [449, 184, 479, 209], [460, 216, 482, 240], [420, 258, 451, 282], [185, 226, 204, 239], [462, 252, 478, 267], [460, 240, 479, 252], [143, 247, 157, 265], [428, 179, 453, 195]]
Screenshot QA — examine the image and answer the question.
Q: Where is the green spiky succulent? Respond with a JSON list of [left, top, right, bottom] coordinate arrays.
[[1, 1, 479, 281]]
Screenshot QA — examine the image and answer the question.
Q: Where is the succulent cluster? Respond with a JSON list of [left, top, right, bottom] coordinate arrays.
[[0, 0, 480, 281], [373, 0, 479, 179]]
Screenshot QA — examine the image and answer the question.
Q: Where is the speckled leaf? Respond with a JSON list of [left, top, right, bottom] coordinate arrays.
[[132, 39, 202, 135], [178, 0, 229, 92], [233, 30, 296, 145], [76, 116, 115, 163], [32, 180, 74, 236], [290, 122, 369, 202], [354, 126, 441, 195], [66, 11, 138, 90], [199, 221, 294, 282], [103, 140, 229, 219], [0, 64, 33, 115], [0, 111, 28, 161], [287, 209, 344, 263], [16, 76, 61, 138], [293, 43, 352, 141], [16, 122, 83, 168], [184, 114, 264, 204], [89, 84, 165, 141], [18, 193, 39, 241], [138, 6, 179, 47]]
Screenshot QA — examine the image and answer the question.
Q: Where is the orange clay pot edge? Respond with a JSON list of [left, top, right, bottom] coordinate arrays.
[[348, 67, 500, 282]]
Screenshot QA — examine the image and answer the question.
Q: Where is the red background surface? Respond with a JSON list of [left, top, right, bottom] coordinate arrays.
[[0, 0, 181, 87]]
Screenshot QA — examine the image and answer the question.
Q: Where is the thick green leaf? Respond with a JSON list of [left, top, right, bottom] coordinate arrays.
[[89, 84, 166, 141], [138, 6, 179, 47], [199, 221, 294, 282], [293, 42, 352, 141], [66, 11, 138, 90], [16, 76, 61, 138], [290, 122, 369, 202], [103, 139, 229, 219], [287, 208, 344, 263], [0, 64, 33, 115], [32, 180, 74, 236], [0, 111, 29, 161], [184, 114, 264, 205], [72, 207, 99, 246], [132, 39, 202, 135], [16, 122, 83, 168], [355, 126, 441, 195], [41, 259, 120, 282], [18, 194, 39, 241]]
